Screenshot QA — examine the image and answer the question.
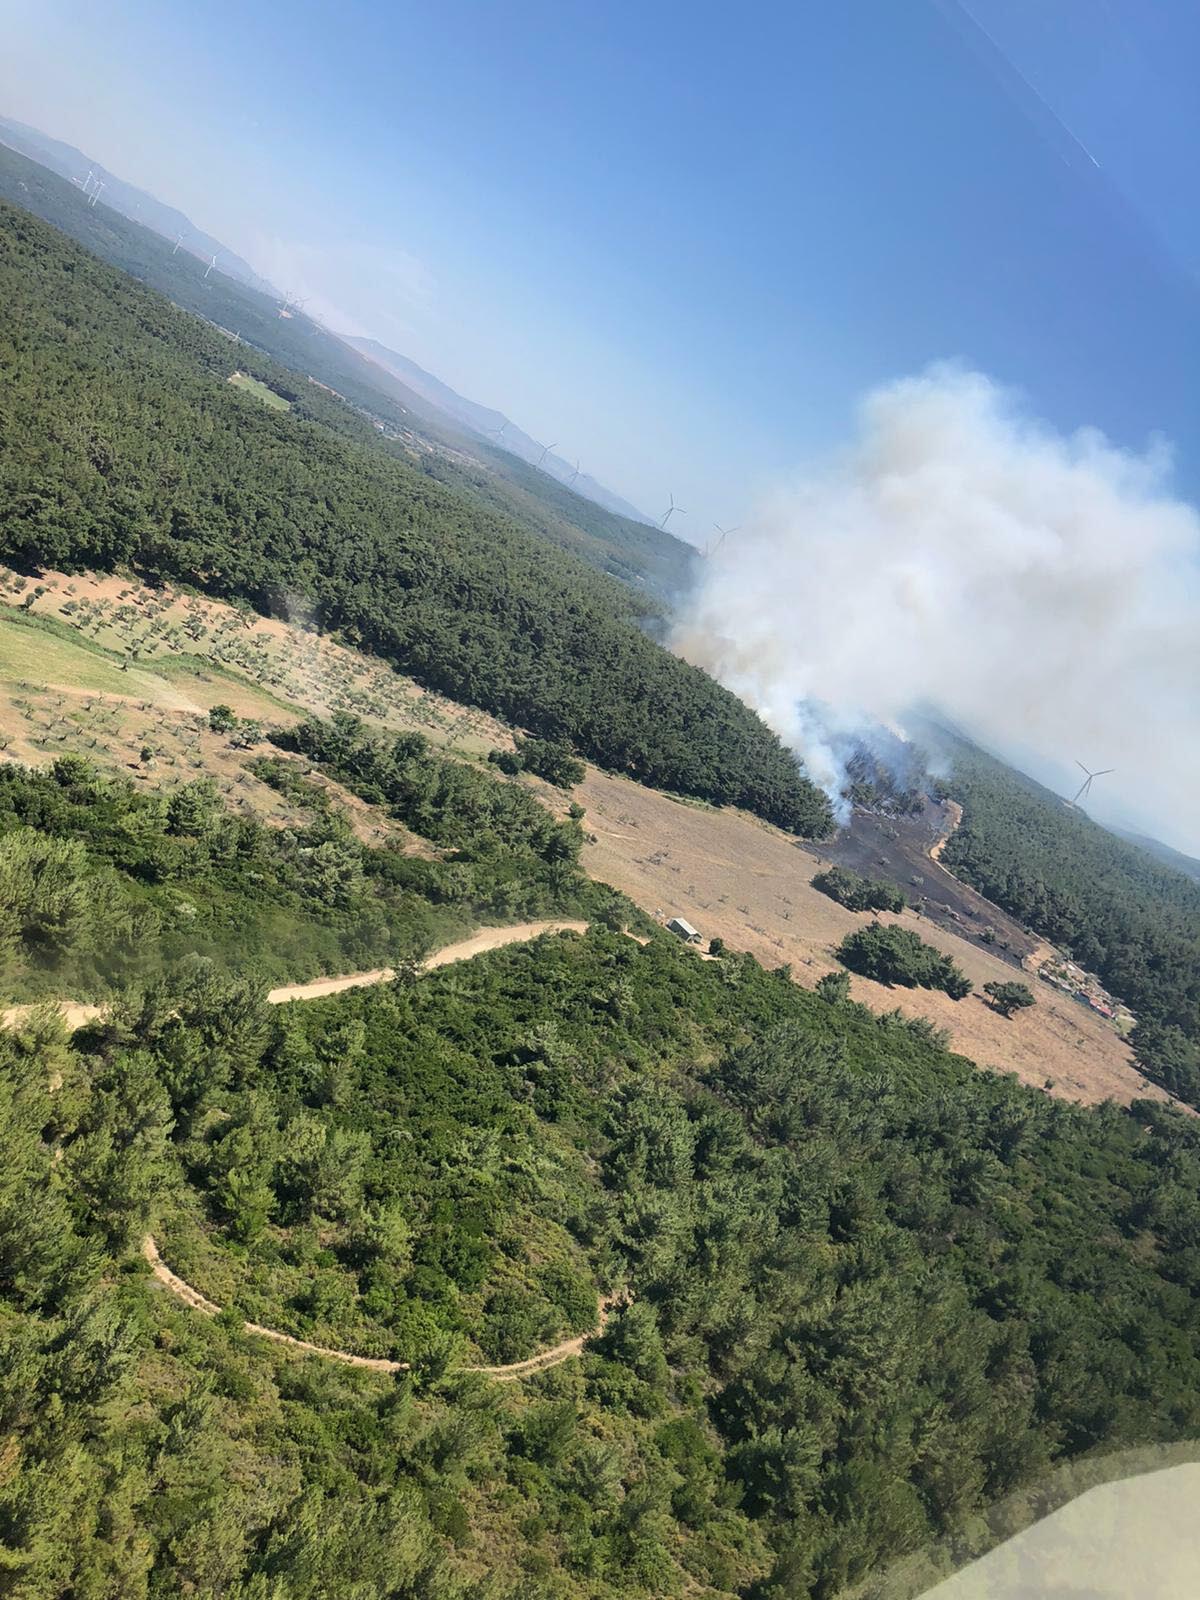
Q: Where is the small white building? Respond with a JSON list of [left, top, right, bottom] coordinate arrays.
[[666, 916, 701, 944]]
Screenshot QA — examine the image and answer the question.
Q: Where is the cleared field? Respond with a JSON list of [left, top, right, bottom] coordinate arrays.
[[564, 768, 1174, 1111], [0, 608, 422, 845], [228, 370, 291, 409]]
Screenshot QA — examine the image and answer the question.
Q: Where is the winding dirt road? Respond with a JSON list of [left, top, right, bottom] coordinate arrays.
[[142, 1236, 614, 1381], [20, 919, 626, 1375], [9, 920, 610, 1378]]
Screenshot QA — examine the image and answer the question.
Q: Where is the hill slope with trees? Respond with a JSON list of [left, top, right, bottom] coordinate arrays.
[[0, 196, 829, 836], [0, 141, 697, 604], [935, 733, 1200, 1109], [7, 828, 1200, 1595]]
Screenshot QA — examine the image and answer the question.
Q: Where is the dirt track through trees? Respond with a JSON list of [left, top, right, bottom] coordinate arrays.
[[2, 920, 590, 1032], [141, 1236, 613, 1380]]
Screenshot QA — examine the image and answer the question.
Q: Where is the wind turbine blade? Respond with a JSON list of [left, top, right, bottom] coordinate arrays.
[[1094, 769, 1115, 777], [1075, 760, 1091, 776]]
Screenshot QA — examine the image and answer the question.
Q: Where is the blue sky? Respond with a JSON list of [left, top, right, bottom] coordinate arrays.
[[2, 0, 1197, 529]]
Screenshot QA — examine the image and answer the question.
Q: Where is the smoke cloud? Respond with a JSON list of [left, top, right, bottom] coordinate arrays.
[[673, 366, 1200, 853]]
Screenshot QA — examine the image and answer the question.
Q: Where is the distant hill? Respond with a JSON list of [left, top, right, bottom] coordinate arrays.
[[0, 114, 277, 297], [1113, 828, 1200, 884], [348, 335, 652, 525], [0, 115, 659, 541], [0, 138, 697, 605]]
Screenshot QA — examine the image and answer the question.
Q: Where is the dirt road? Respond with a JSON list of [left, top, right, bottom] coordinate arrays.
[[2, 921, 590, 1031], [929, 798, 964, 862], [142, 1235, 612, 1380], [266, 920, 588, 1003]]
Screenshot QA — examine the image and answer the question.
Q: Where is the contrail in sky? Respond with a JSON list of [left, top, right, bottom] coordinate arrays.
[[935, 0, 1103, 171]]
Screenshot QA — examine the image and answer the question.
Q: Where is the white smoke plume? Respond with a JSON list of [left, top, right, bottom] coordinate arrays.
[[673, 366, 1200, 853]]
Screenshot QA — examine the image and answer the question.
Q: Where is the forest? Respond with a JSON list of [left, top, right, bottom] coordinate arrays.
[[0, 195, 829, 838], [936, 734, 1200, 1109], [0, 142, 698, 605]]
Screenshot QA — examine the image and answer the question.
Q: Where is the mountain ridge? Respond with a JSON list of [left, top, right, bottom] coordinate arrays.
[[347, 333, 654, 525], [0, 113, 277, 297]]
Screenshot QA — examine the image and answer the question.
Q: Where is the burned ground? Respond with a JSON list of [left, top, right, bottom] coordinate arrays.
[[804, 797, 1040, 970]]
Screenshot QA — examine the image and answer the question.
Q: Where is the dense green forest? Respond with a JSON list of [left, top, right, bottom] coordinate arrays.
[[936, 735, 1200, 1108], [0, 141, 698, 604], [8, 868, 1200, 1596], [0, 196, 830, 837]]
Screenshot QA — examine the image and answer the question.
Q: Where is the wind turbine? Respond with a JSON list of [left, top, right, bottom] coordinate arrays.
[[81, 169, 96, 196], [172, 232, 184, 255], [536, 442, 557, 466], [659, 493, 686, 529], [1070, 761, 1114, 806], [203, 254, 217, 280], [707, 522, 739, 556], [89, 180, 106, 208], [568, 459, 581, 485]]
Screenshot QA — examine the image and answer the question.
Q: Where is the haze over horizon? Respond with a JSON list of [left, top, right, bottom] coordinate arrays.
[[2, 0, 1197, 852]]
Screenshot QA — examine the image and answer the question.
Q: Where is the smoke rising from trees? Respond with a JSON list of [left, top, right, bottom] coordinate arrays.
[[673, 366, 1200, 851]]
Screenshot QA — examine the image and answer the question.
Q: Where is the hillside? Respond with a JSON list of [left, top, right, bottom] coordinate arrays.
[[8, 791, 1200, 1595], [0, 564, 1164, 1111], [929, 730, 1200, 1110], [0, 196, 826, 835], [0, 113, 276, 294], [0, 139, 696, 603], [2, 547, 1200, 1595], [1113, 827, 1200, 885]]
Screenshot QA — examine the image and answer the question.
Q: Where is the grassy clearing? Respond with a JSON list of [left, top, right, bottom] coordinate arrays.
[[0, 610, 155, 697], [228, 370, 291, 409]]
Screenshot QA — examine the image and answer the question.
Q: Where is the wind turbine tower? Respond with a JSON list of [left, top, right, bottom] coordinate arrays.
[[1070, 762, 1114, 806], [172, 233, 184, 255], [89, 180, 106, 208], [659, 493, 687, 529], [568, 460, 581, 485], [204, 254, 217, 280], [707, 522, 739, 556]]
